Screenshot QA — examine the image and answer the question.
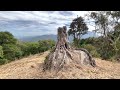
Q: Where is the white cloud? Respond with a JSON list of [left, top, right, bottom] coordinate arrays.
[[0, 11, 95, 38]]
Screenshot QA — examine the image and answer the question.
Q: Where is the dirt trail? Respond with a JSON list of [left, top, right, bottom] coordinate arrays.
[[0, 51, 120, 79]]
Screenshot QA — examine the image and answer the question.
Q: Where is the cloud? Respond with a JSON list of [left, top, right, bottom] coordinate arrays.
[[0, 11, 95, 38], [58, 11, 73, 16]]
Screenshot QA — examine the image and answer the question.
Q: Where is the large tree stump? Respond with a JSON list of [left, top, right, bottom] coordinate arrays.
[[43, 26, 96, 72]]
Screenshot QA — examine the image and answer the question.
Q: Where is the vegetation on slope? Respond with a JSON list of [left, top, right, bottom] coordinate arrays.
[[0, 31, 55, 65]]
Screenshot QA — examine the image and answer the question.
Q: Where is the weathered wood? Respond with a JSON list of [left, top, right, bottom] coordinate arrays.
[[43, 26, 96, 72]]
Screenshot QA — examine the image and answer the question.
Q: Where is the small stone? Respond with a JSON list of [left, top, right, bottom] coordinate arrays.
[[31, 65, 35, 68]]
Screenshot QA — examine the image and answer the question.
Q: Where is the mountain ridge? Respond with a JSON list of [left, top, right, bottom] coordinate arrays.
[[19, 31, 97, 42]]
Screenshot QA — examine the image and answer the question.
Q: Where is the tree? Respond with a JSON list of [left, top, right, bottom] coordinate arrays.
[[88, 12, 113, 60], [90, 12, 109, 38], [0, 31, 17, 46], [111, 24, 120, 57], [102, 11, 120, 59], [68, 16, 88, 46], [43, 26, 96, 72]]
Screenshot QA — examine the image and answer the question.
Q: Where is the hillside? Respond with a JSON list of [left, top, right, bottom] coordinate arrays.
[[19, 34, 57, 42], [0, 51, 120, 79]]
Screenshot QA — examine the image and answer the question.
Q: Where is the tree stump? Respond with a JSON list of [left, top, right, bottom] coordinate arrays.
[[43, 26, 96, 72]]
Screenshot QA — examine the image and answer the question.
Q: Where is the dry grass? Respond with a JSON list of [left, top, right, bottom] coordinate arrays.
[[0, 51, 120, 79], [0, 51, 49, 79]]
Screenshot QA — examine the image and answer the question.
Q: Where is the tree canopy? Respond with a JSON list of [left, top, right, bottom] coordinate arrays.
[[68, 16, 88, 46], [0, 31, 17, 46]]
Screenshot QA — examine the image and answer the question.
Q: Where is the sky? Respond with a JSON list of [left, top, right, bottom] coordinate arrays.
[[0, 11, 95, 38]]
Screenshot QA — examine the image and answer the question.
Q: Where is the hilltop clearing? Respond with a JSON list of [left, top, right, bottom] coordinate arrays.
[[0, 51, 120, 79]]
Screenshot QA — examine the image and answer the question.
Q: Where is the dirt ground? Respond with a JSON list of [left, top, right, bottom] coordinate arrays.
[[0, 51, 120, 79]]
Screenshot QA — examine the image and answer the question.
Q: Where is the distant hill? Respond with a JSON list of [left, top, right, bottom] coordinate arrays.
[[19, 31, 97, 42], [19, 34, 57, 42]]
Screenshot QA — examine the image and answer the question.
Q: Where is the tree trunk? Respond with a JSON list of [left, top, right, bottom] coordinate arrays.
[[43, 26, 96, 72]]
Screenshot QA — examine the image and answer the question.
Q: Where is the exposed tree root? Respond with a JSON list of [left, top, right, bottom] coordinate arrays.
[[43, 26, 96, 72]]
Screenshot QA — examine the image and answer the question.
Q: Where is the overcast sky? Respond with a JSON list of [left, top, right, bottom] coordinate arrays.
[[0, 11, 95, 38]]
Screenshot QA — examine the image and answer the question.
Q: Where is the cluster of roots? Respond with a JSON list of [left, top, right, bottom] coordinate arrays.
[[43, 26, 96, 72]]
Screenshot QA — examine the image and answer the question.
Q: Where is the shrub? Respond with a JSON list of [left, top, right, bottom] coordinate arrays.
[[0, 58, 8, 65], [23, 42, 39, 55], [0, 46, 3, 59], [81, 44, 100, 57], [16, 42, 29, 57], [2, 44, 23, 60], [0, 46, 8, 65], [97, 41, 116, 60], [38, 40, 55, 52]]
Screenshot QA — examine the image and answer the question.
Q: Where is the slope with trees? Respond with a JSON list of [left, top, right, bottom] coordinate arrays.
[[0, 31, 55, 65]]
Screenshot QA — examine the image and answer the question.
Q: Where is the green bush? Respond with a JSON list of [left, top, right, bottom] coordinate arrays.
[[0, 58, 8, 65], [97, 41, 116, 60], [2, 44, 23, 60], [16, 42, 29, 57], [22, 42, 39, 55], [81, 44, 100, 57], [80, 37, 97, 46], [38, 40, 55, 52], [0, 46, 9, 65], [16, 40, 55, 57], [109, 39, 120, 61], [0, 46, 3, 59], [15, 50, 23, 59]]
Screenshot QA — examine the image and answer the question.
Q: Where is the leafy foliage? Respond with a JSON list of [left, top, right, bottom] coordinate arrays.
[[38, 40, 55, 52], [68, 16, 88, 46], [80, 44, 100, 58], [0, 58, 8, 65], [0, 31, 17, 45], [23, 42, 39, 55], [0, 46, 3, 59], [2, 44, 23, 60], [0, 45, 8, 65]]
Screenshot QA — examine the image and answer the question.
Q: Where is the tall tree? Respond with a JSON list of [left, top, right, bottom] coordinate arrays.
[[90, 11, 109, 38], [87, 12, 111, 59], [68, 16, 88, 46], [88, 11, 120, 60], [0, 31, 17, 46], [106, 11, 120, 57]]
